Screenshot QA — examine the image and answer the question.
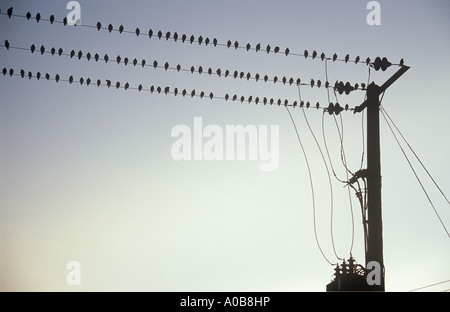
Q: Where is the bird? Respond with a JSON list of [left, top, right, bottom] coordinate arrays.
[[321, 52, 326, 61], [116, 81, 120, 89], [104, 54, 109, 63], [248, 96, 253, 103], [190, 35, 195, 44], [209, 93, 214, 100], [255, 73, 260, 81], [96, 79, 101, 87], [333, 53, 338, 62], [296, 78, 301, 86], [227, 40, 232, 48], [304, 50, 308, 58], [273, 76, 278, 83], [198, 36, 203, 45], [177, 64, 181, 72], [191, 89, 195, 97], [20, 69, 25, 78], [165, 62, 169, 71], [213, 38, 218, 47], [234, 41, 239, 49], [106, 80, 111, 88], [225, 94, 229, 101], [9, 68, 14, 77], [285, 48, 290, 56], [166, 32, 171, 40], [174, 88, 178, 96], [141, 59, 146, 67], [316, 102, 320, 109], [232, 95, 237, 101], [181, 34, 187, 42], [79, 77, 84, 85], [355, 56, 360, 64], [266, 45, 271, 54], [124, 57, 129, 65], [148, 29, 153, 38], [270, 98, 275, 105], [58, 48, 63, 56], [173, 32, 178, 41], [63, 17, 68, 26], [255, 97, 259, 105], [200, 91, 204, 98], [264, 75, 268, 82], [399, 58, 404, 66], [345, 54, 350, 63], [30, 44, 35, 53], [239, 71, 244, 79], [133, 58, 138, 66], [282, 76, 287, 85], [86, 78, 91, 86], [108, 24, 113, 32], [7, 7, 13, 18], [69, 75, 73, 84], [246, 72, 251, 80], [216, 68, 221, 77], [256, 43, 261, 52], [240, 96, 245, 103], [55, 74, 60, 82], [153, 60, 158, 68], [233, 71, 238, 79], [97, 22, 101, 31], [366, 57, 371, 65], [116, 55, 121, 64], [317, 80, 322, 88], [312, 50, 317, 59], [125, 83, 129, 90], [94, 53, 99, 62], [225, 70, 229, 77], [26, 12, 31, 20], [150, 85, 154, 93], [208, 68, 212, 75], [28, 71, 32, 79], [310, 79, 314, 87], [51, 47, 56, 55], [135, 28, 140, 36], [77, 50, 82, 60], [198, 66, 203, 74], [119, 25, 124, 33], [4, 40, 9, 50], [277, 99, 282, 106], [274, 46, 280, 54], [36, 13, 41, 23], [190, 66, 195, 74], [289, 77, 294, 85], [306, 101, 310, 108], [246, 43, 251, 51], [205, 37, 210, 45], [48, 14, 54, 24], [70, 50, 75, 58], [182, 89, 187, 97]]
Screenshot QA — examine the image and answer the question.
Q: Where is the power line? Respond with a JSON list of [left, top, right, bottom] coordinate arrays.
[[0, 8, 406, 69], [409, 280, 450, 292]]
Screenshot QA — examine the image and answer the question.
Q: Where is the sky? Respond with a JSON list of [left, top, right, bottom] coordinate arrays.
[[0, 0, 449, 292]]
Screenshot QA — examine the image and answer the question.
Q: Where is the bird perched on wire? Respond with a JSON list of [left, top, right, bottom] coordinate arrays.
[[133, 58, 138, 66], [119, 25, 124, 33], [138, 84, 142, 92], [30, 44, 36, 53], [205, 37, 210, 45], [51, 47, 56, 55], [333, 53, 338, 62], [63, 17, 68, 26], [116, 55, 121, 64], [20, 69, 25, 78], [4, 40, 9, 50], [124, 57, 128, 65], [190, 35, 195, 44], [77, 50, 82, 60], [274, 46, 280, 54], [116, 81, 120, 89], [234, 41, 239, 49], [256, 43, 261, 52], [125, 83, 129, 90], [28, 71, 32, 79], [40, 45, 45, 55], [49, 15, 55, 24], [285, 48, 290, 56], [266, 45, 271, 54], [70, 50, 75, 58], [148, 29, 153, 38], [173, 32, 178, 41], [227, 40, 232, 48], [304, 50, 308, 59], [79, 77, 84, 85], [165, 32, 171, 40], [69, 75, 73, 84], [97, 22, 101, 31], [136, 28, 140, 36], [108, 24, 113, 32], [55, 74, 60, 83], [7, 7, 13, 18], [198, 36, 203, 45], [96, 79, 101, 87], [106, 80, 111, 88], [94, 53, 100, 62], [312, 50, 317, 59], [345, 54, 350, 63], [36, 13, 41, 23], [165, 62, 169, 71], [355, 56, 360, 64], [26, 12, 31, 20], [58, 48, 63, 56], [104, 54, 109, 63]]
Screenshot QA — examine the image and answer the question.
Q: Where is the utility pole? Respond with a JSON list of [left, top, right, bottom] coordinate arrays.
[[327, 65, 410, 291]]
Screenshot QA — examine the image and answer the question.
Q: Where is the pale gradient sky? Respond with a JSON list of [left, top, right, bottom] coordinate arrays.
[[0, 0, 449, 291]]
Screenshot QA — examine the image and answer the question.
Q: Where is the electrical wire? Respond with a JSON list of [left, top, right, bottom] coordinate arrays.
[[409, 280, 450, 292], [285, 106, 336, 266]]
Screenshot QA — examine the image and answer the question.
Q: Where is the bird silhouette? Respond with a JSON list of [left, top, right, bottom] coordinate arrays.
[[333, 53, 338, 62], [133, 58, 138, 66], [355, 56, 360, 64], [84, 52, 91, 60], [49, 15, 55, 24], [321, 52, 325, 61], [264, 75, 268, 82], [166, 32, 171, 40], [208, 68, 212, 75], [248, 96, 253, 103], [104, 54, 109, 63], [30, 44, 35, 53], [282, 76, 287, 84], [234, 41, 239, 49], [246, 72, 251, 80], [7, 7, 13, 18], [400, 58, 404, 66], [8, 68, 13, 76], [141, 59, 146, 67], [28, 71, 32, 79], [125, 83, 129, 90], [36, 13, 41, 23], [209, 92, 214, 100], [136, 28, 140, 36], [190, 35, 195, 44], [240, 96, 245, 103], [266, 45, 271, 54], [310, 79, 314, 87], [273, 76, 278, 83], [119, 25, 124, 33], [225, 94, 229, 101], [79, 77, 84, 85], [274, 46, 280, 54], [233, 95, 238, 101], [255, 97, 259, 105], [77, 50, 82, 59], [316, 102, 320, 109], [165, 62, 169, 71], [58, 48, 63, 56], [86, 78, 91, 86], [36, 71, 40, 80], [256, 43, 261, 52], [246, 43, 251, 51], [94, 53, 99, 61], [255, 73, 260, 81], [225, 70, 230, 77], [198, 36, 203, 45], [289, 77, 294, 85], [213, 38, 218, 47], [153, 60, 158, 68], [20, 69, 25, 78], [55, 74, 60, 82], [63, 17, 68, 26], [277, 99, 282, 106], [108, 24, 113, 32], [26, 12, 31, 20], [312, 50, 317, 59], [233, 71, 238, 79], [198, 66, 203, 74], [205, 37, 210, 45], [296, 78, 301, 86], [306, 101, 310, 108], [116, 81, 120, 89], [366, 57, 371, 65], [174, 88, 178, 96], [70, 50, 75, 58], [173, 32, 178, 41], [190, 66, 195, 74], [227, 40, 232, 48], [69, 75, 73, 84], [285, 48, 290, 56], [177, 64, 181, 72], [116, 55, 121, 64], [96, 79, 101, 87], [181, 34, 187, 42], [317, 80, 322, 88], [345, 54, 350, 63], [106, 80, 112, 88], [354, 83, 359, 90], [51, 47, 56, 55], [150, 85, 154, 93], [239, 72, 244, 79], [304, 50, 308, 58], [216, 68, 221, 77], [200, 91, 204, 98], [148, 29, 153, 38], [182, 89, 187, 96], [97, 22, 101, 31], [191, 89, 195, 97], [124, 57, 128, 65], [4, 40, 9, 50]]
